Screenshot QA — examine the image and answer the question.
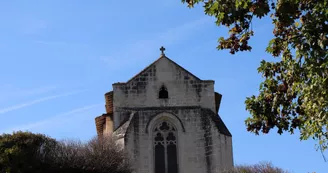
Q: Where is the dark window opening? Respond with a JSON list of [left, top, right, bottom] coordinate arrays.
[[159, 86, 168, 99], [155, 133, 165, 173], [154, 121, 178, 173]]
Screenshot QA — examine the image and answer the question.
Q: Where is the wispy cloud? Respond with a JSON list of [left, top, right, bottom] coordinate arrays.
[[0, 85, 58, 101], [101, 17, 212, 70], [30, 40, 89, 48], [2, 103, 102, 133], [0, 90, 84, 115], [158, 17, 212, 45]]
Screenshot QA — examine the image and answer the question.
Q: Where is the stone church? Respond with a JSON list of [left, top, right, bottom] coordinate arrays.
[[95, 47, 233, 173]]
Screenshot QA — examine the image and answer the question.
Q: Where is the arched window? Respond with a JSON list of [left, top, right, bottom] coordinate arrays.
[[159, 86, 168, 99], [153, 121, 178, 173]]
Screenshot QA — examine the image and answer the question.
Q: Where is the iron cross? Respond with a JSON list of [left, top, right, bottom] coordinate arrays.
[[160, 46, 166, 55]]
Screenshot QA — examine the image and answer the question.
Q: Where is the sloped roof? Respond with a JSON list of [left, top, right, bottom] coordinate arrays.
[[95, 113, 112, 136], [122, 55, 201, 84], [201, 108, 232, 137], [112, 112, 136, 139], [112, 107, 231, 137], [215, 92, 222, 113]]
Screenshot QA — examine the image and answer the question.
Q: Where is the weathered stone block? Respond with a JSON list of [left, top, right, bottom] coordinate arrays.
[[95, 52, 233, 173]]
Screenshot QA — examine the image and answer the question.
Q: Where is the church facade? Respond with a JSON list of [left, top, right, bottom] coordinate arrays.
[[95, 47, 233, 173]]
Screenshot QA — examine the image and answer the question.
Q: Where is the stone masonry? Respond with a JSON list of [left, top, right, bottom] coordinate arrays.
[[95, 47, 233, 173]]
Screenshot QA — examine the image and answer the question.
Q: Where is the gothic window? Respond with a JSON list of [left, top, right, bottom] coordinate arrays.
[[159, 86, 168, 99], [154, 121, 178, 173]]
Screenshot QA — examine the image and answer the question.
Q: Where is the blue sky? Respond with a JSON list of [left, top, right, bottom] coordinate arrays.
[[0, 1, 326, 172]]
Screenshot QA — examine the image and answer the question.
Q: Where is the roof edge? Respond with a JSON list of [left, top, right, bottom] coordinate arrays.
[[125, 55, 164, 84], [115, 54, 204, 85], [164, 55, 201, 81], [201, 108, 232, 137]]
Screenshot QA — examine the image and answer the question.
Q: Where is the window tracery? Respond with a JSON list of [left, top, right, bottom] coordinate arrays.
[[153, 121, 178, 173]]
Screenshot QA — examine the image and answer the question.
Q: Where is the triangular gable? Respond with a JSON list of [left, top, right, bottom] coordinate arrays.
[[112, 112, 135, 139], [125, 55, 201, 84]]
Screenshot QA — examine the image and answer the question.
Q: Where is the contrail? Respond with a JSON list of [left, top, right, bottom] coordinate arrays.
[[0, 90, 84, 114]]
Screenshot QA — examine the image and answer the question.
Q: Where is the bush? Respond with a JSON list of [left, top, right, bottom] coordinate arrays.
[[0, 131, 57, 173], [52, 136, 131, 173], [221, 162, 289, 173], [0, 131, 131, 173]]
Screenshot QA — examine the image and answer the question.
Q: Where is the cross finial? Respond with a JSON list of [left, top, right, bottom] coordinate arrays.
[[160, 46, 166, 55]]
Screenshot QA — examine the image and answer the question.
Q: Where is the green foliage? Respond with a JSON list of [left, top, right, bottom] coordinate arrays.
[[0, 131, 132, 173], [0, 131, 58, 173], [182, 0, 328, 151]]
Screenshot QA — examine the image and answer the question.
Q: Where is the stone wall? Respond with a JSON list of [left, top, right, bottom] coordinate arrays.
[[112, 57, 216, 129], [101, 56, 234, 173], [95, 113, 114, 136], [121, 107, 233, 173], [94, 91, 114, 136], [105, 91, 113, 114]]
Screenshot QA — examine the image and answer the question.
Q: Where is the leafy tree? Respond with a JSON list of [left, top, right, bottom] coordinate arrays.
[[0, 131, 58, 173], [0, 131, 132, 173], [181, 0, 328, 151]]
